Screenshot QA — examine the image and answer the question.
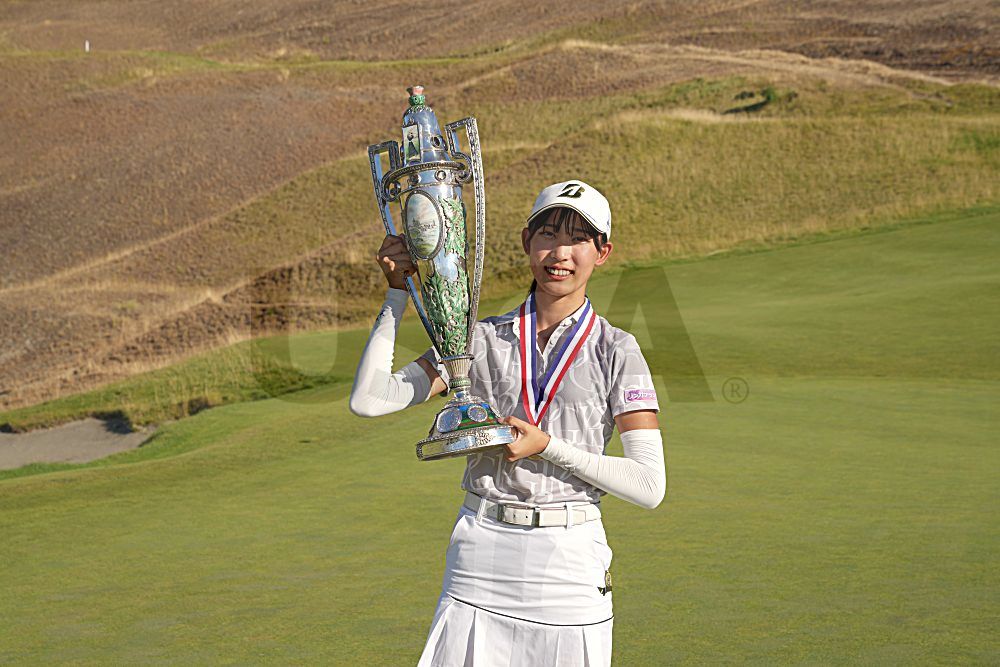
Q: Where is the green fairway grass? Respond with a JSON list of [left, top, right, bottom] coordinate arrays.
[[1, 210, 997, 663]]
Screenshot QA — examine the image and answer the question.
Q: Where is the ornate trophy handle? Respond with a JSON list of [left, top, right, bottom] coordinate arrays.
[[367, 140, 440, 352], [444, 117, 485, 350]]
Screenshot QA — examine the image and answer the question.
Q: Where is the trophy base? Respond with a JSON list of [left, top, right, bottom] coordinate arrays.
[[416, 424, 515, 461], [416, 390, 516, 461]]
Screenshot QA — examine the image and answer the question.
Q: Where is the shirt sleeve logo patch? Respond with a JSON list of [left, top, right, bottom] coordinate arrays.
[[624, 388, 657, 403]]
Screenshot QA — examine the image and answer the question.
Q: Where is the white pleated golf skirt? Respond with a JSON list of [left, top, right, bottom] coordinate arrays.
[[417, 500, 614, 667]]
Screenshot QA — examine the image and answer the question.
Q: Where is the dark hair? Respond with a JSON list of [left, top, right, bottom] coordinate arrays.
[[526, 207, 607, 293]]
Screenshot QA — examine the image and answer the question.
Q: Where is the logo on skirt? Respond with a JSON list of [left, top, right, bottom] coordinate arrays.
[[598, 569, 613, 596]]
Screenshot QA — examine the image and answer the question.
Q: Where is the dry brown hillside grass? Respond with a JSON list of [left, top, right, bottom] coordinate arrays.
[[0, 2, 997, 410]]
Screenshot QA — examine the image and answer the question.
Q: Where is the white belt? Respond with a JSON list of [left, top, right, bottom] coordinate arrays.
[[463, 491, 601, 528]]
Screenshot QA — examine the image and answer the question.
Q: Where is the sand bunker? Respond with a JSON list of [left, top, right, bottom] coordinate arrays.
[[0, 418, 157, 471]]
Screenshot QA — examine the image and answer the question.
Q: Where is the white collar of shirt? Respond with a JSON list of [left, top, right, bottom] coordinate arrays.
[[498, 296, 589, 343]]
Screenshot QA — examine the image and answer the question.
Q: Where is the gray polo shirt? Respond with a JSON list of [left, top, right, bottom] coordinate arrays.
[[421, 296, 659, 505]]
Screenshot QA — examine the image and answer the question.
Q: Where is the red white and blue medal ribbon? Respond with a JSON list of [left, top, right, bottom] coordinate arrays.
[[517, 292, 597, 426]]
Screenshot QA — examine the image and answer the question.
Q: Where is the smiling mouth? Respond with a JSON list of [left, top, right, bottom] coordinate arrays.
[[545, 266, 574, 277]]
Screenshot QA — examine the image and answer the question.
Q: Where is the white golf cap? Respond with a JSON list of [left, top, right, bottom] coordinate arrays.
[[526, 180, 612, 240]]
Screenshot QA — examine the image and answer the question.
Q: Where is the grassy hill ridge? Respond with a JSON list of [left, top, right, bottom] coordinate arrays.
[[2, 62, 997, 411]]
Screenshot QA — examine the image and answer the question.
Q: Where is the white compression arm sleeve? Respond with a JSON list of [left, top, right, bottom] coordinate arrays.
[[348, 287, 432, 418], [538, 429, 666, 509]]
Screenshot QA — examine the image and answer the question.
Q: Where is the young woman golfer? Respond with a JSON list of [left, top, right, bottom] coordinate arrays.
[[350, 180, 665, 666]]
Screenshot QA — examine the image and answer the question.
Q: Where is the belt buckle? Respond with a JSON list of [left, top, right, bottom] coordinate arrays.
[[496, 503, 520, 525], [495, 503, 538, 526]]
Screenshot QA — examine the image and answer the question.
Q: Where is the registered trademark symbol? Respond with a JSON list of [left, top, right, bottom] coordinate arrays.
[[722, 377, 749, 404]]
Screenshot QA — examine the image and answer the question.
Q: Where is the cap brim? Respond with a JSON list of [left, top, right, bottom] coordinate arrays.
[[526, 203, 605, 237]]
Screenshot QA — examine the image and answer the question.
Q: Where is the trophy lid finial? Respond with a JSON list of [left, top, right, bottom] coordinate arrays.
[[407, 85, 427, 108]]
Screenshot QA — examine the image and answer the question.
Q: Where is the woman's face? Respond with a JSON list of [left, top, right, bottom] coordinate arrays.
[[521, 207, 613, 299]]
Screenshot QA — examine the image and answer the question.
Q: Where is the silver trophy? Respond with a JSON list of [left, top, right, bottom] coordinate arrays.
[[367, 86, 515, 461]]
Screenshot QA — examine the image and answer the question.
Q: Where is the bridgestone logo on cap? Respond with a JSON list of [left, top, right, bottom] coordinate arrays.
[[558, 183, 586, 198]]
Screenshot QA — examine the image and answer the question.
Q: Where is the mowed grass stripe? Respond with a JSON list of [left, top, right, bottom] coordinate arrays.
[[1, 210, 997, 662]]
